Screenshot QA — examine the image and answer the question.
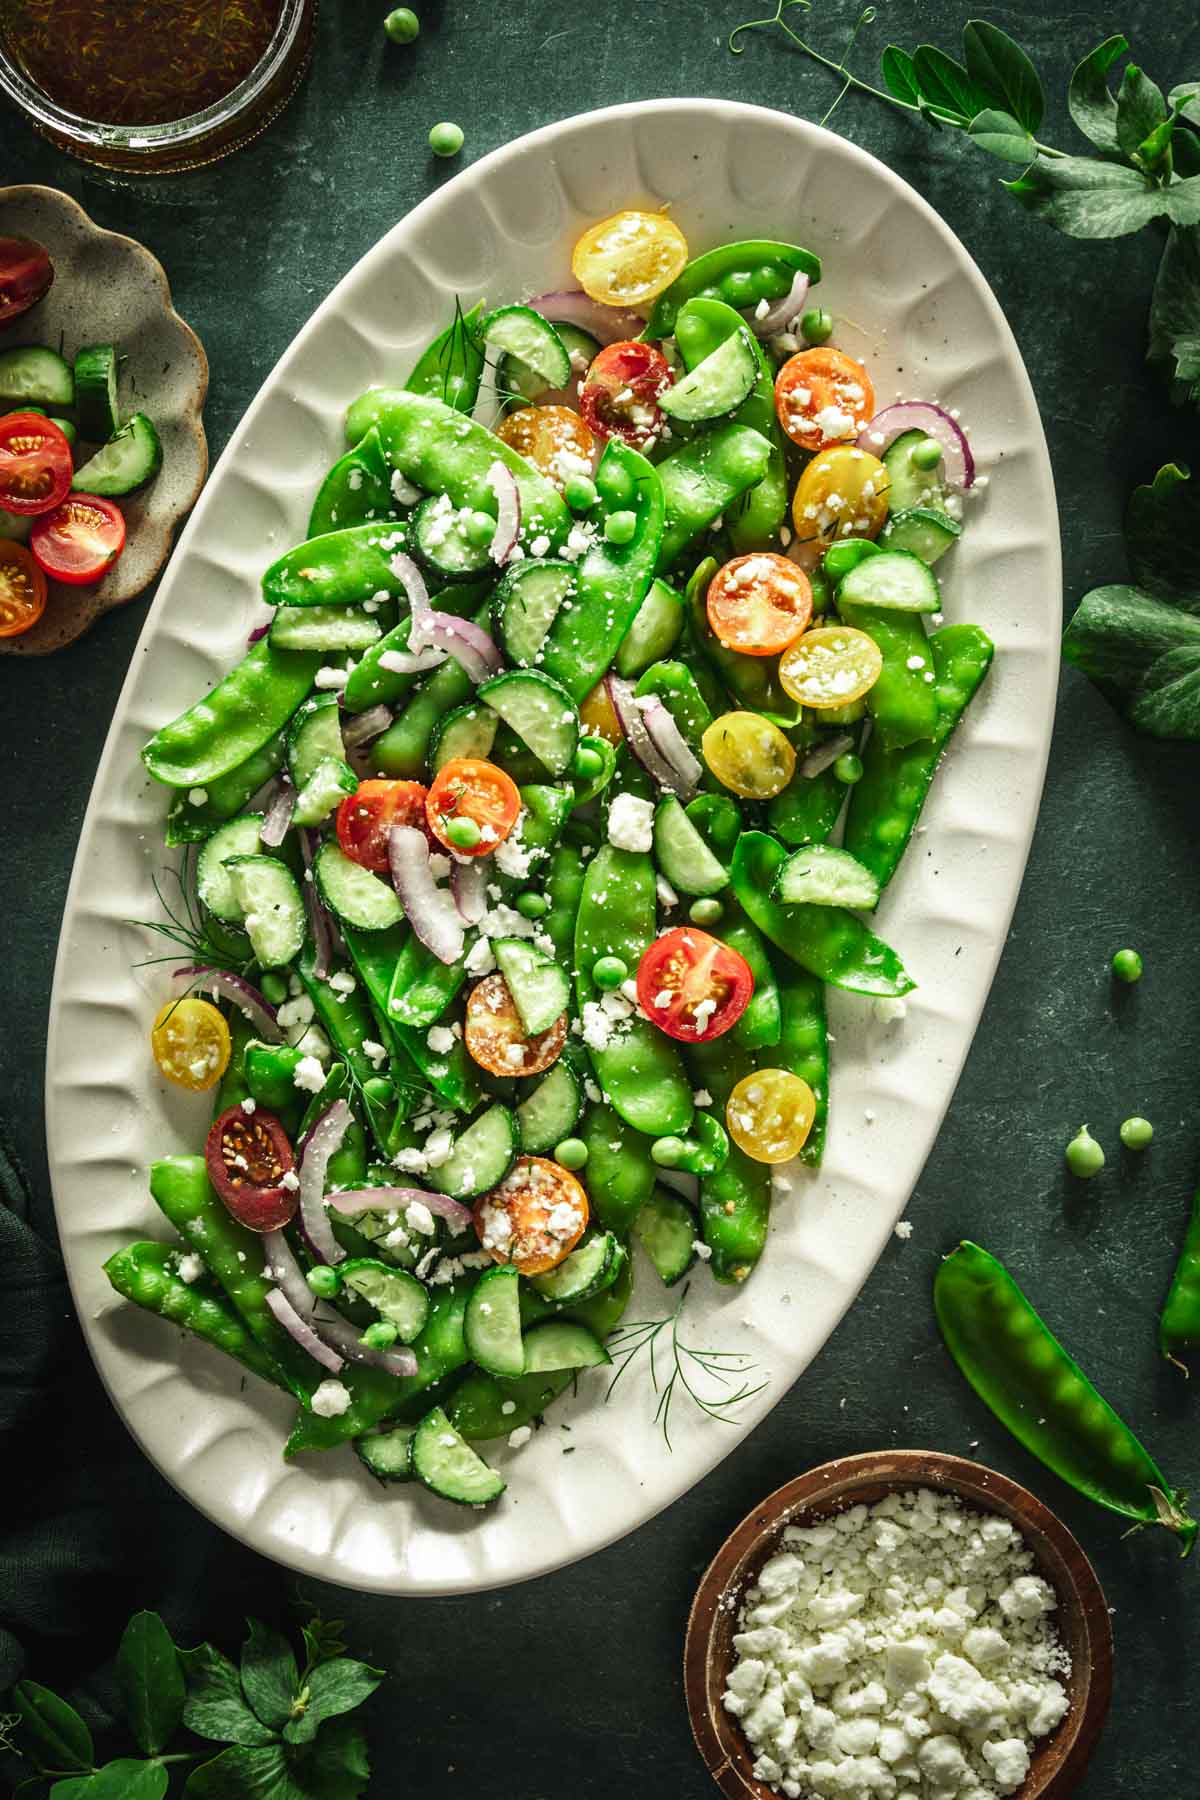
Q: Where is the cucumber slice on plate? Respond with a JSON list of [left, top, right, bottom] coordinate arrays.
[[355, 1423, 417, 1483], [429, 701, 498, 772], [880, 506, 962, 566], [410, 493, 494, 582], [0, 345, 74, 408], [73, 344, 120, 439], [521, 1321, 610, 1373], [615, 578, 684, 679], [501, 321, 599, 401], [515, 1056, 583, 1154], [881, 429, 947, 513], [71, 413, 162, 495], [287, 693, 345, 788], [428, 1103, 519, 1200], [480, 305, 571, 390], [196, 814, 267, 922], [659, 325, 758, 424], [478, 669, 579, 777], [411, 1405, 506, 1506], [269, 604, 382, 654], [530, 1231, 624, 1304], [313, 841, 403, 931], [493, 938, 570, 1036], [292, 756, 357, 828], [836, 549, 940, 613], [465, 1264, 525, 1377], [226, 855, 306, 967], [339, 1258, 431, 1342], [653, 796, 729, 897], [493, 559, 575, 667], [772, 842, 881, 910], [633, 1185, 699, 1285]]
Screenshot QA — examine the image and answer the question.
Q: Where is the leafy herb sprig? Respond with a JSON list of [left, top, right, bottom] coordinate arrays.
[[729, 5, 1200, 410], [605, 1282, 768, 1449], [6, 1609, 381, 1798]]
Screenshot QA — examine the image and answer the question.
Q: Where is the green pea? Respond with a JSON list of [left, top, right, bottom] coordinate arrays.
[[361, 1320, 399, 1349], [463, 509, 496, 547], [835, 753, 864, 785], [592, 954, 628, 990], [260, 970, 289, 1005], [306, 1265, 341, 1299], [384, 6, 419, 42], [572, 744, 604, 780], [1065, 1124, 1105, 1179], [429, 121, 464, 158], [1112, 947, 1143, 984], [598, 458, 635, 510], [823, 539, 874, 582], [800, 307, 833, 346], [1120, 1116, 1154, 1151], [604, 508, 637, 546], [651, 1135, 686, 1168], [363, 1075, 395, 1104], [444, 815, 481, 849], [720, 271, 756, 309], [554, 1137, 589, 1171], [910, 436, 944, 471], [564, 472, 597, 512], [516, 891, 549, 920], [689, 897, 724, 926]]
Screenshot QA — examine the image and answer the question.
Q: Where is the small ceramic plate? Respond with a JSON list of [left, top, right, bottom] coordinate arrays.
[[0, 184, 207, 654]]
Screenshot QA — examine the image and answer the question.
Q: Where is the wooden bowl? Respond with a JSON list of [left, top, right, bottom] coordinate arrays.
[[685, 1450, 1113, 1800]]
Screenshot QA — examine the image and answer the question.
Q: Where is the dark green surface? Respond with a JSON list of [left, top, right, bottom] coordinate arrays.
[[2, 1, 1200, 1791]]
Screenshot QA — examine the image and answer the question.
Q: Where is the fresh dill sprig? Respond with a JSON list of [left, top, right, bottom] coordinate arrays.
[[128, 862, 246, 974], [605, 1282, 768, 1450]]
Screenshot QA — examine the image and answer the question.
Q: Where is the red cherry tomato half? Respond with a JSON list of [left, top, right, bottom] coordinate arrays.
[[336, 778, 429, 872], [579, 341, 673, 452], [30, 494, 126, 585], [0, 236, 54, 329], [425, 757, 521, 857], [205, 1105, 298, 1232], [636, 926, 754, 1044], [0, 412, 73, 516]]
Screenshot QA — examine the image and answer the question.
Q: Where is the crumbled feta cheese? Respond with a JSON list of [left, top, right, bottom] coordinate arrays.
[[693, 1088, 713, 1108], [177, 1252, 205, 1284], [292, 1055, 327, 1093], [405, 1200, 436, 1236], [893, 1219, 914, 1241], [874, 996, 908, 1025], [281, 1170, 300, 1192], [240, 1097, 257, 1115], [465, 935, 496, 976], [426, 1025, 455, 1054], [362, 1038, 388, 1068], [314, 665, 352, 691], [187, 788, 208, 808], [508, 1425, 533, 1449], [311, 1379, 351, 1418], [607, 792, 654, 853], [327, 970, 356, 995], [692, 1239, 713, 1262], [500, 1399, 517, 1416]]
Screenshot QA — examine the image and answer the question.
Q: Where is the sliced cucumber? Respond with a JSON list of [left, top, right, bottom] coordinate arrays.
[[479, 669, 578, 777], [73, 344, 119, 439], [428, 701, 498, 772], [501, 321, 599, 401], [269, 604, 382, 654], [196, 814, 267, 922], [881, 429, 947, 513], [0, 345, 74, 408], [292, 756, 357, 828], [530, 1231, 624, 1305], [313, 841, 403, 931], [659, 323, 759, 424], [521, 1321, 610, 1373], [493, 938, 570, 1036], [71, 413, 162, 496], [339, 1258, 431, 1342], [836, 549, 941, 613], [880, 505, 962, 566], [227, 855, 306, 968], [287, 693, 345, 788], [481, 305, 571, 389], [515, 1057, 583, 1153], [686, 792, 742, 858], [355, 1423, 417, 1483], [449, 1367, 573, 1440], [493, 558, 575, 667], [427, 1103, 519, 1200], [615, 578, 684, 679], [773, 842, 881, 910], [465, 1264, 525, 1378], [411, 1405, 505, 1506], [411, 493, 494, 582], [653, 796, 729, 898], [633, 1185, 699, 1285]]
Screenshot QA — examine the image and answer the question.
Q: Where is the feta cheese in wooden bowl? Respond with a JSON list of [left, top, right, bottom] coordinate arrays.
[[685, 1450, 1112, 1800]]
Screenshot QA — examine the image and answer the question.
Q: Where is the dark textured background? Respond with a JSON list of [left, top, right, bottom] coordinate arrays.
[[2, 1, 1200, 1792]]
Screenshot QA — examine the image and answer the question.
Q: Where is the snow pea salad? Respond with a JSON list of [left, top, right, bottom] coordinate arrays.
[[109, 209, 994, 1509]]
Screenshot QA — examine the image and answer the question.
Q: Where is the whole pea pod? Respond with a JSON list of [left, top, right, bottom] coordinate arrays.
[[683, 1035, 770, 1283], [655, 423, 772, 575], [723, 907, 781, 1051], [343, 583, 491, 715], [165, 728, 287, 846], [580, 1101, 658, 1236], [343, 924, 480, 1115], [936, 1240, 1197, 1554], [262, 522, 412, 610], [104, 1240, 288, 1390], [643, 239, 822, 340], [838, 600, 939, 751], [674, 297, 789, 552], [143, 640, 321, 789], [767, 756, 850, 849], [403, 299, 487, 414], [772, 954, 828, 1168], [308, 422, 396, 539], [543, 839, 587, 965], [1161, 1186, 1200, 1373]]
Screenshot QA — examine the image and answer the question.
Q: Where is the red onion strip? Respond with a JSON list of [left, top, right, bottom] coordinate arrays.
[[265, 1288, 345, 1373], [171, 966, 283, 1043], [388, 549, 433, 647], [388, 825, 465, 964], [856, 401, 975, 489], [606, 674, 683, 793], [298, 1099, 352, 1266], [639, 695, 703, 801], [263, 1227, 417, 1379], [800, 733, 855, 779], [302, 1311, 418, 1379], [486, 462, 521, 565], [328, 1187, 475, 1233], [746, 270, 810, 337], [341, 703, 394, 750], [529, 288, 647, 345], [297, 827, 336, 980], [259, 781, 295, 849], [423, 611, 503, 683], [450, 858, 488, 927]]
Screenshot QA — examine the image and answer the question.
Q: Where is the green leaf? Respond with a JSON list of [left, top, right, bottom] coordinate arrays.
[[911, 44, 991, 126], [116, 1612, 185, 1757], [12, 1682, 93, 1773], [1005, 157, 1200, 239], [1068, 35, 1129, 153], [1148, 227, 1200, 407], [53, 1763, 168, 1800], [1136, 114, 1176, 176], [282, 1660, 383, 1747], [184, 1743, 291, 1800], [299, 1617, 347, 1671], [240, 1620, 299, 1733], [49, 1783, 95, 1799], [967, 108, 1036, 165], [961, 20, 1043, 133], [1125, 463, 1200, 601], [1170, 82, 1200, 129], [1064, 586, 1200, 738], [180, 1644, 278, 1748], [880, 45, 920, 106], [1116, 64, 1169, 161], [287, 1717, 371, 1800]]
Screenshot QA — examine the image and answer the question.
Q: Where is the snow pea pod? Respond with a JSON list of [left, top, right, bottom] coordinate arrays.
[[403, 299, 487, 414], [213, 1010, 256, 1117], [634, 658, 714, 756], [308, 423, 395, 538], [643, 239, 822, 340], [683, 1036, 770, 1282], [104, 1240, 288, 1390], [450, 1367, 574, 1440], [773, 954, 828, 1168], [538, 440, 664, 703], [1161, 1186, 1200, 1372], [843, 624, 994, 888], [143, 640, 321, 789], [243, 1041, 307, 1122], [343, 584, 490, 714], [724, 908, 781, 1051], [165, 728, 287, 845], [937, 1240, 1197, 1554], [369, 617, 484, 778], [263, 522, 411, 609], [297, 941, 429, 1140], [683, 554, 789, 713], [346, 923, 480, 1114], [767, 759, 845, 848], [674, 297, 788, 552], [838, 600, 939, 751], [656, 423, 772, 575], [387, 931, 465, 1030], [580, 1101, 658, 1235], [544, 839, 587, 964], [574, 845, 694, 1138], [731, 830, 916, 999]]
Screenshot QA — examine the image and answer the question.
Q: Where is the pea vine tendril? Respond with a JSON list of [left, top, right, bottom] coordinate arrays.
[[729, 1, 906, 128], [605, 1281, 768, 1449]]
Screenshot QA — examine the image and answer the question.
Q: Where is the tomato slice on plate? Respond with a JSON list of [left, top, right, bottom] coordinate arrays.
[[30, 494, 126, 585], [726, 1069, 816, 1164], [0, 236, 54, 327], [0, 539, 48, 638], [636, 927, 754, 1044], [336, 779, 429, 872], [205, 1104, 298, 1232], [426, 757, 521, 857], [707, 553, 812, 656], [496, 405, 597, 492], [464, 972, 567, 1077], [571, 210, 689, 309], [579, 341, 673, 452], [0, 411, 73, 515], [474, 1155, 589, 1276], [150, 997, 231, 1092], [774, 347, 875, 453]]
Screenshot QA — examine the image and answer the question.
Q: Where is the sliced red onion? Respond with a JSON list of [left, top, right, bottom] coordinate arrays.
[[451, 858, 488, 927], [299, 1099, 352, 1266], [306, 1310, 418, 1378], [297, 828, 335, 980], [379, 644, 448, 676], [389, 550, 432, 644], [745, 271, 810, 337], [328, 1187, 475, 1232], [800, 732, 855, 779], [856, 402, 975, 489], [486, 462, 521, 565], [265, 1287, 345, 1373], [639, 694, 703, 801], [259, 780, 295, 849], [263, 1227, 417, 1378], [388, 825, 465, 964], [263, 1227, 316, 1315], [341, 703, 394, 749], [606, 674, 686, 794], [530, 288, 647, 345], [171, 966, 283, 1043], [424, 611, 504, 683]]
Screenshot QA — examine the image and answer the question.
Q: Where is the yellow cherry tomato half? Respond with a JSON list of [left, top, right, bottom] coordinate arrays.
[[701, 710, 796, 800], [778, 625, 883, 710], [726, 1068, 816, 1164], [791, 445, 890, 547], [579, 678, 622, 744], [151, 997, 232, 1092], [571, 210, 689, 309], [496, 404, 597, 492]]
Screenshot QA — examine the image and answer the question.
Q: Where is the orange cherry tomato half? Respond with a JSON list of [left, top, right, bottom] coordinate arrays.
[[774, 347, 875, 453], [0, 539, 48, 638], [496, 404, 597, 493], [30, 493, 126, 585], [0, 236, 54, 328], [464, 972, 567, 1078], [474, 1155, 589, 1276], [205, 1104, 299, 1232], [425, 757, 521, 857], [336, 779, 429, 873], [636, 926, 754, 1044], [579, 340, 673, 452], [0, 411, 73, 515], [706, 553, 813, 657]]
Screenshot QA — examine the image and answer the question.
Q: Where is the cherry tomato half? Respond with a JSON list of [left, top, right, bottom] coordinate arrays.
[[778, 625, 883, 710], [571, 210, 689, 309], [30, 494, 125, 585], [464, 972, 567, 1077], [496, 404, 597, 492], [0, 236, 54, 328], [150, 997, 231, 1092], [426, 757, 521, 857], [701, 711, 796, 800], [636, 926, 754, 1045], [791, 445, 889, 547], [579, 341, 673, 452], [337, 779, 429, 873], [706, 553, 812, 657], [579, 678, 622, 745], [774, 347, 875, 453], [205, 1104, 298, 1232], [0, 411, 73, 515], [474, 1155, 589, 1276], [0, 539, 48, 638], [726, 1069, 816, 1164]]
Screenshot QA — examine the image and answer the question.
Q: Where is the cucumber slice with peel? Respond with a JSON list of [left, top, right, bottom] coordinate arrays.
[[836, 549, 941, 614], [653, 796, 729, 897], [493, 938, 570, 1037], [515, 1056, 583, 1153], [465, 1264, 525, 1377], [0, 345, 74, 408], [429, 702, 498, 772], [292, 757, 357, 828], [530, 1231, 624, 1305], [196, 814, 266, 922], [411, 1405, 505, 1506], [411, 493, 494, 582], [479, 669, 579, 777], [882, 429, 947, 513], [355, 1424, 417, 1483], [227, 855, 306, 967], [287, 693, 345, 788], [772, 842, 881, 910], [500, 321, 599, 402], [615, 578, 684, 678], [71, 413, 162, 495], [521, 1321, 609, 1373], [880, 506, 962, 566], [313, 841, 403, 931], [428, 1103, 519, 1200], [493, 559, 575, 667], [339, 1259, 431, 1342], [481, 305, 571, 389], [73, 344, 119, 439], [659, 324, 759, 424], [633, 1185, 699, 1285], [269, 604, 382, 654]]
